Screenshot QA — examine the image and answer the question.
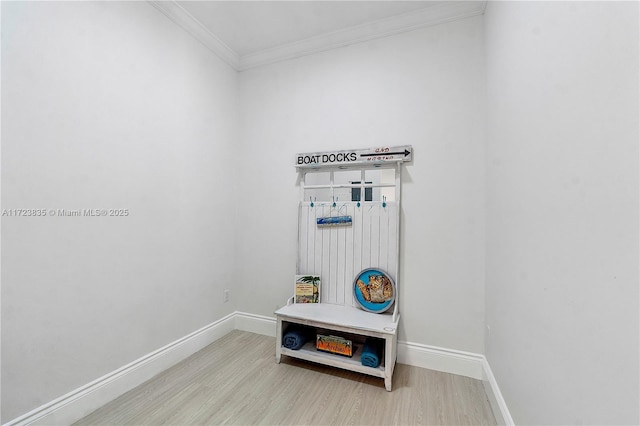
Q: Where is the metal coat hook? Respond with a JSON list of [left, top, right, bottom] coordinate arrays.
[[332, 196, 337, 208], [357, 201, 361, 208], [382, 196, 387, 208], [310, 196, 315, 208]]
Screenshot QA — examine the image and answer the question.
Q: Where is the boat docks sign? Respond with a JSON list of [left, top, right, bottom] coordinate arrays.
[[295, 146, 412, 168]]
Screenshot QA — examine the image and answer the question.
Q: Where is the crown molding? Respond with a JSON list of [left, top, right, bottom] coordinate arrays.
[[148, 0, 240, 70], [239, 1, 486, 71], [149, 1, 486, 73]]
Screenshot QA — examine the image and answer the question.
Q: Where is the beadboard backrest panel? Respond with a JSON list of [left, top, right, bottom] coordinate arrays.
[[297, 201, 399, 307]]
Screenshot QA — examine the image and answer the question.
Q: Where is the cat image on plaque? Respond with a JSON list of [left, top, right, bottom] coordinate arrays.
[[354, 269, 395, 313], [294, 275, 320, 303]]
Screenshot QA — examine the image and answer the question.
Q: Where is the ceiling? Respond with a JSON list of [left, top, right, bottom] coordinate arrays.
[[150, 1, 486, 71]]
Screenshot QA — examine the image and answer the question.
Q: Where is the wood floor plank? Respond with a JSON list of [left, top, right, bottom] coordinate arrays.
[[75, 330, 496, 425]]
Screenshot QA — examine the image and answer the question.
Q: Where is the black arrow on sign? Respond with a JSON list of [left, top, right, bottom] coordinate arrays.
[[360, 149, 411, 158]]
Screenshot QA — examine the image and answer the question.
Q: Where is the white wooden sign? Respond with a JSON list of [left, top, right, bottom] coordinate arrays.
[[295, 145, 412, 168]]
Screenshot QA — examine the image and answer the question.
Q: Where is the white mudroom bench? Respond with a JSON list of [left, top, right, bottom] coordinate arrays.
[[275, 147, 411, 391]]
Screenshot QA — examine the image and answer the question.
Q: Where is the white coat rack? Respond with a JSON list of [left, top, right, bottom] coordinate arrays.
[[275, 146, 411, 391]]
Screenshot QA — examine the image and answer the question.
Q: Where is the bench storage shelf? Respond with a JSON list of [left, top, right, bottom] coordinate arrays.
[[276, 302, 398, 390]]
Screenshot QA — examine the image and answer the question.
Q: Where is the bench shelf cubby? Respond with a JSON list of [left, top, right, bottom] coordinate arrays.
[[275, 302, 398, 390]]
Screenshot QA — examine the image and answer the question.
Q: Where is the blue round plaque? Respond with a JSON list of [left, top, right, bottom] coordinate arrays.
[[353, 268, 395, 314]]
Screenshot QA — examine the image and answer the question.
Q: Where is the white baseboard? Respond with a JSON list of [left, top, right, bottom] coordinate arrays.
[[396, 342, 513, 424], [234, 311, 277, 337], [481, 357, 515, 426], [5, 312, 236, 426], [396, 341, 513, 424], [397, 340, 485, 380], [6, 311, 512, 426]]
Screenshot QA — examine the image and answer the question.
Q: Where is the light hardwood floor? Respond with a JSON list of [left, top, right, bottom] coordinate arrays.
[[75, 330, 496, 425]]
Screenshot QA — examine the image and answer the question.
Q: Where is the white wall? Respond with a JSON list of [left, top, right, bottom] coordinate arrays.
[[237, 16, 486, 353], [1, 2, 238, 421], [485, 2, 639, 424]]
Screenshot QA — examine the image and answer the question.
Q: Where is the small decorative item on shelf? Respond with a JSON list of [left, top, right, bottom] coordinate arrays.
[[294, 275, 320, 303], [353, 268, 395, 313], [316, 334, 353, 357]]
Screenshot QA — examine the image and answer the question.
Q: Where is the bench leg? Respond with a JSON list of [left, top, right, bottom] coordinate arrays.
[[384, 334, 395, 391], [275, 317, 282, 364]]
